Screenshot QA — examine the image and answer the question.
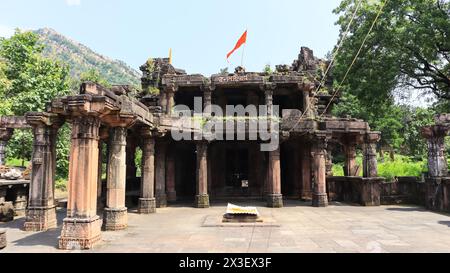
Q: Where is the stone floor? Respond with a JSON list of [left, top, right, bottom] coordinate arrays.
[[1, 201, 450, 253]]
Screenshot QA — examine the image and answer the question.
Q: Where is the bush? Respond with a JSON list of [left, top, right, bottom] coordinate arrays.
[[331, 154, 427, 181], [378, 155, 427, 181], [55, 178, 67, 191]]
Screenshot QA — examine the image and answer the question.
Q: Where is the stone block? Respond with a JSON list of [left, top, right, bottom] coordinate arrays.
[[0, 202, 14, 222]]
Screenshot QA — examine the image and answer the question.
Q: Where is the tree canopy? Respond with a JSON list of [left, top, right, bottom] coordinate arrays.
[[333, 0, 449, 106]]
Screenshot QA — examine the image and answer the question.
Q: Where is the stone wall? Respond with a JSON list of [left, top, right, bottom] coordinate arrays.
[[328, 176, 427, 207], [424, 177, 450, 212], [327, 176, 383, 206], [380, 177, 426, 205]]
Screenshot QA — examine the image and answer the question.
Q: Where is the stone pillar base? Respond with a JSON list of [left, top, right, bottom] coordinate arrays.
[[312, 193, 329, 207], [59, 216, 102, 250], [103, 207, 128, 231], [0, 229, 6, 249], [167, 191, 177, 202], [195, 194, 210, 208], [138, 198, 156, 214], [301, 191, 313, 201], [266, 194, 283, 208], [14, 200, 27, 217], [24, 206, 57, 232], [156, 194, 167, 208]]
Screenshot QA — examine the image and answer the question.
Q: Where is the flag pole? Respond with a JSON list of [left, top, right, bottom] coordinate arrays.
[[241, 42, 246, 67], [241, 28, 247, 67]]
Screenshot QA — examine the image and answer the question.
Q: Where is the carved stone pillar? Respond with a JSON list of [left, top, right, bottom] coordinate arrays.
[[139, 129, 156, 213], [267, 148, 283, 208], [422, 126, 449, 177], [344, 141, 358, 176], [126, 136, 137, 180], [166, 85, 176, 115], [155, 140, 167, 208], [166, 148, 176, 202], [301, 144, 312, 200], [195, 141, 209, 208], [302, 90, 312, 118], [160, 91, 167, 114], [203, 86, 213, 116], [264, 85, 274, 116], [59, 116, 102, 250], [312, 134, 328, 207], [24, 113, 61, 232], [14, 186, 28, 217], [0, 128, 13, 166], [103, 127, 128, 231], [97, 127, 109, 212], [326, 145, 333, 176], [363, 133, 380, 178]]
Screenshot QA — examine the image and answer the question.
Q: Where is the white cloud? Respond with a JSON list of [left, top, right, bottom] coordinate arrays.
[[66, 0, 81, 6], [0, 25, 14, 38]]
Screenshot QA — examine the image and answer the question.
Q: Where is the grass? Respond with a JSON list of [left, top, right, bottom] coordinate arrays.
[[332, 154, 428, 181], [6, 158, 29, 167]]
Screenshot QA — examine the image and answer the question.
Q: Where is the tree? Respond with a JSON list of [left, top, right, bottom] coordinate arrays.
[[0, 29, 71, 115], [79, 68, 111, 88], [0, 30, 71, 178], [333, 0, 449, 107]]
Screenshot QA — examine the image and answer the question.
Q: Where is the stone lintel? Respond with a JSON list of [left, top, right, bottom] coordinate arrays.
[[0, 116, 31, 130]]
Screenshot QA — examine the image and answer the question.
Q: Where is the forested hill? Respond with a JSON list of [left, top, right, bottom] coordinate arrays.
[[34, 28, 140, 86]]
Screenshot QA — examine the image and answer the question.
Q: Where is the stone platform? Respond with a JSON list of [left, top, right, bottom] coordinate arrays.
[[2, 202, 450, 253]]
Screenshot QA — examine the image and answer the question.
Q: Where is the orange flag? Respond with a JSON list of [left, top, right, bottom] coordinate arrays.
[[226, 30, 247, 60]]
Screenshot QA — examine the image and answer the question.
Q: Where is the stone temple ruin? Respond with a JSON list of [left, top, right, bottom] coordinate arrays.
[[2, 46, 446, 250]]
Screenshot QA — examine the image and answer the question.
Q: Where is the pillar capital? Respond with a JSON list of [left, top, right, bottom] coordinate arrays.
[[0, 128, 14, 141], [365, 132, 381, 144], [25, 112, 63, 129], [70, 115, 101, 140], [139, 127, 155, 139], [421, 125, 449, 140]]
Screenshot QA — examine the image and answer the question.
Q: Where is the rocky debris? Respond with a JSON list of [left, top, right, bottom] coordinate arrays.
[[275, 64, 291, 73], [0, 229, 5, 249], [0, 168, 22, 180], [234, 66, 246, 74], [292, 47, 318, 71], [0, 202, 14, 222], [22, 164, 32, 180]]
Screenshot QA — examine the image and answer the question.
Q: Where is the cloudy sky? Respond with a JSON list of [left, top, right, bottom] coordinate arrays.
[[0, 0, 342, 75]]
